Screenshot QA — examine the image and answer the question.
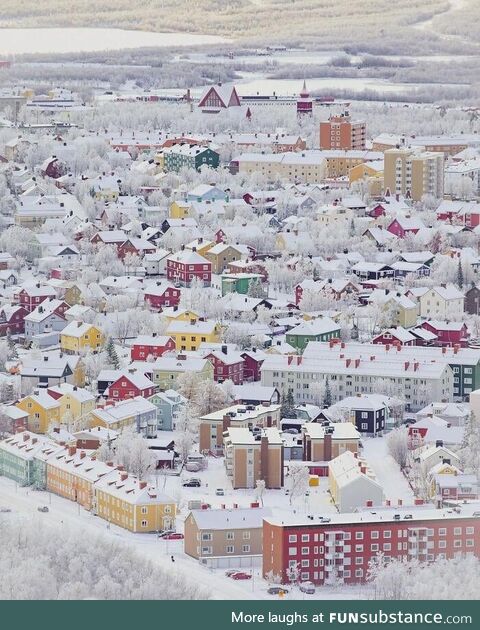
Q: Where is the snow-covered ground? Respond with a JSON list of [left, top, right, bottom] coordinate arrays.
[[0, 464, 363, 600], [362, 437, 415, 505]]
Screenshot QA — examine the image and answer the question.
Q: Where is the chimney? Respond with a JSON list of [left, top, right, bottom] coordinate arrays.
[[107, 461, 114, 467], [222, 345, 228, 355], [120, 472, 128, 481], [360, 466, 367, 474], [23, 433, 29, 442], [68, 446, 76, 456], [80, 450, 86, 459], [398, 499, 403, 506], [139, 481, 147, 489], [32, 437, 37, 444], [404, 361, 410, 371], [324, 432, 332, 461]]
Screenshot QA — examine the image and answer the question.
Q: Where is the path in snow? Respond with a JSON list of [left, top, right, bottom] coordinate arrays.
[[362, 437, 415, 506]]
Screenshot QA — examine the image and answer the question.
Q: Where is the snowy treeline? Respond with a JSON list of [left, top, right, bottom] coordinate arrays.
[[0, 516, 209, 599], [367, 554, 480, 600]]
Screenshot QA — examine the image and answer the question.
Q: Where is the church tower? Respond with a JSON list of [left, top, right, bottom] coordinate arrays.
[[297, 80, 313, 118]]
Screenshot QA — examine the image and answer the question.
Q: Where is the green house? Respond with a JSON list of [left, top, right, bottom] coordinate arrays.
[[286, 318, 341, 352], [164, 145, 220, 173], [221, 273, 265, 297]]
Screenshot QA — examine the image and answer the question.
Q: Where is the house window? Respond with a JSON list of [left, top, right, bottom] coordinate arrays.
[[242, 545, 250, 553], [227, 532, 234, 540], [201, 533, 212, 541], [226, 545, 234, 554], [141, 520, 148, 528]]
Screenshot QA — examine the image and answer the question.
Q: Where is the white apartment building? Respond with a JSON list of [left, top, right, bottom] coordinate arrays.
[[260, 350, 454, 411]]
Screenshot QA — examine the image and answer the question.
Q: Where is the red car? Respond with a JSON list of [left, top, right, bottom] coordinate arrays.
[[230, 572, 252, 580], [163, 532, 184, 540]]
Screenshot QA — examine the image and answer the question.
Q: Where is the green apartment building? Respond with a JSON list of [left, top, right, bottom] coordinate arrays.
[[0, 431, 60, 488], [164, 144, 220, 173]]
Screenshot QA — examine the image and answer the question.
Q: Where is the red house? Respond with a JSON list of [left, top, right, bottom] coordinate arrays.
[[420, 321, 469, 347], [386, 217, 423, 239], [106, 369, 157, 401], [0, 305, 28, 336], [144, 281, 181, 311], [205, 347, 244, 385], [372, 327, 416, 347], [241, 349, 266, 382], [368, 203, 386, 218], [16, 284, 57, 312], [130, 335, 176, 361], [117, 237, 156, 261], [166, 248, 212, 287], [40, 156, 66, 179]]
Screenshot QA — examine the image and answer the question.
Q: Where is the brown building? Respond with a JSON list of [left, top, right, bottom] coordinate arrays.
[[302, 422, 360, 462], [223, 427, 284, 489], [184, 506, 271, 568], [199, 403, 281, 454], [465, 285, 480, 316], [319, 112, 366, 151]]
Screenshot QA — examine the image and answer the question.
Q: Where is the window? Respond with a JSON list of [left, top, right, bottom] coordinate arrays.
[[226, 532, 234, 540], [242, 545, 250, 553], [355, 569, 363, 578], [371, 544, 379, 552], [383, 543, 391, 551], [243, 531, 250, 540], [141, 506, 147, 514], [371, 531, 379, 539], [383, 531, 391, 539], [226, 545, 234, 554], [439, 528, 446, 536], [201, 533, 212, 541], [466, 527, 474, 535], [454, 540, 462, 548], [141, 520, 147, 528], [301, 534, 310, 542], [355, 532, 364, 540], [355, 545, 363, 552], [301, 547, 309, 555], [454, 527, 462, 536], [438, 540, 446, 549], [289, 547, 297, 556], [201, 546, 212, 555], [466, 539, 474, 547], [355, 557, 363, 565], [301, 559, 309, 567]]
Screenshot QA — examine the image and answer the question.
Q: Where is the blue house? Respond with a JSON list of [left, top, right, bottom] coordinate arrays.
[[148, 389, 187, 431], [186, 184, 227, 203]]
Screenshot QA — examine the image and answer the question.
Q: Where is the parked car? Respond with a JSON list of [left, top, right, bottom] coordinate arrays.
[[158, 529, 175, 538], [182, 479, 201, 487], [230, 572, 252, 580], [299, 581, 315, 594], [215, 488, 225, 496], [268, 586, 289, 595], [185, 462, 201, 472], [283, 428, 299, 435], [225, 569, 239, 577], [0, 507, 11, 513], [162, 532, 184, 540], [37, 506, 49, 513]]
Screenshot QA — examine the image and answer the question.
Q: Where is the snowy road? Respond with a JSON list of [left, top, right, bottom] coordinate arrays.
[[362, 437, 415, 506]]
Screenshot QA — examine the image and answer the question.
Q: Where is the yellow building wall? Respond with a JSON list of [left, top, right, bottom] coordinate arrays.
[[16, 398, 60, 434]]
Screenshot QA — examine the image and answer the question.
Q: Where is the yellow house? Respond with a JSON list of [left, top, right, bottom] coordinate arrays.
[[166, 318, 221, 351], [170, 200, 193, 219], [165, 309, 200, 323], [16, 390, 61, 434], [154, 151, 165, 171], [95, 470, 176, 533], [204, 243, 243, 275], [64, 284, 82, 306], [60, 321, 104, 354], [185, 238, 216, 257], [349, 162, 384, 197], [47, 383, 96, 430], [152, 356, 214, 390]]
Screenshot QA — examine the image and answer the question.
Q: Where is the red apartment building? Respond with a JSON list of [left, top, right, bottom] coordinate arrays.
[[319, 112, 366, 150], [263, 507, 480, 586]]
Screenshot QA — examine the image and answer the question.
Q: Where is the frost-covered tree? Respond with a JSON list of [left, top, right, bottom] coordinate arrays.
[[287, 462, 310, 506], [109, 425, 156, 480], [387, 426, 409, 469], [0, 517, 208, 600]]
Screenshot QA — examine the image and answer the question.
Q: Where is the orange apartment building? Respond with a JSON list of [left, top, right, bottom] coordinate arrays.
[[46, 445, 117, 509], [223, 426, 284, 489], [320, 112, 366, 151]]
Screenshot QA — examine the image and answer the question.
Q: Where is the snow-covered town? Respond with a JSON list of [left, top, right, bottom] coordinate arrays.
[[1, 35, 480, 602]]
